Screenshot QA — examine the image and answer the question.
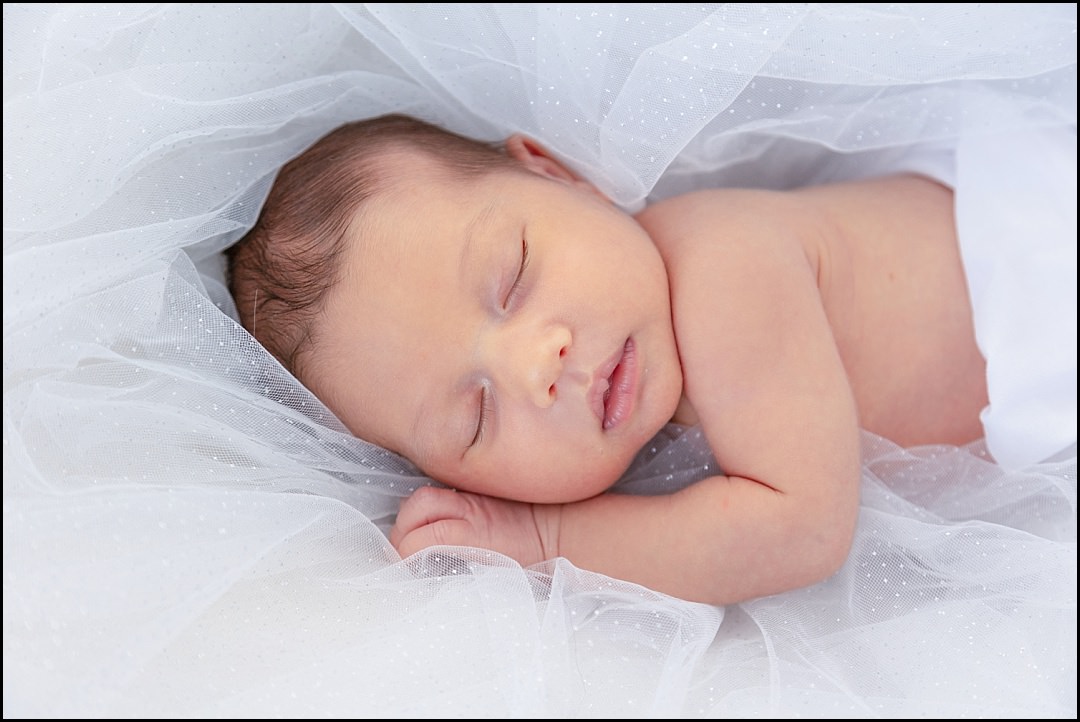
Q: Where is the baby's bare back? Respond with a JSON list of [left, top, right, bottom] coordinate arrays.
[[800, 175, 988, 447]]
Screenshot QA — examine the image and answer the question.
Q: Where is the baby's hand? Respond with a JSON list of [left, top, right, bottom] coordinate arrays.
[[390, 486, 559, 568]]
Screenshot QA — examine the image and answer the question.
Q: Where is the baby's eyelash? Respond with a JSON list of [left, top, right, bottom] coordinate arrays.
[[471, 236, 526, 450], [470, 386, 494, 448], [505, 237, 530, 308]]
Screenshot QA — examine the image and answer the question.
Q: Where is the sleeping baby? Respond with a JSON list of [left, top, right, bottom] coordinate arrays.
[[226, 113, 1070, 605]]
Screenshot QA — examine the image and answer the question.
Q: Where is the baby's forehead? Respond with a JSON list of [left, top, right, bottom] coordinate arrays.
[[335, 145, 542, 298], [374, 138, 524, 189], [351, 154, 510, 238], [350, 153, 461, 231], [329, 162, 482, 296]]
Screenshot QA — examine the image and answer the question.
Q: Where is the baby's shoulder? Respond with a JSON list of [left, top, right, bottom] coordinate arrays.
[[636, 175, 943, 260], [637, 187, 792, 234], [635, 187, 817, 263]]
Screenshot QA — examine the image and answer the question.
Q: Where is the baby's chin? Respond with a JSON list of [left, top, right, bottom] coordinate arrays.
[[506, 436, 662, 503], [476, 462, 628, 505], [431, 431, 653, 504]]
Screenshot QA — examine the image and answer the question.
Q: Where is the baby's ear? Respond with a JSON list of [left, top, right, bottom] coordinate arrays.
[[505, 135, 609, 201]]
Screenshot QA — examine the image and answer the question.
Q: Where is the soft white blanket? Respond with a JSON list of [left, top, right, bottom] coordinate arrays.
[[4, 4, 1075, 717]]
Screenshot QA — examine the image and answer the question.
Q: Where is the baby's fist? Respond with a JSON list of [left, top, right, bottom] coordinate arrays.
[[390, 486, 559, 568]]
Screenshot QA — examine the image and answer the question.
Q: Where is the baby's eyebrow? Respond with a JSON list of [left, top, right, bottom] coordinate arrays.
[[407, 395, 440, 473], [459, 199, 499, 276], [407, 369, 472, 471]]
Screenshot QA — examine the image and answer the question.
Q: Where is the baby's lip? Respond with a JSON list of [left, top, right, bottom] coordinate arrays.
[[588, 338, 637, 430]]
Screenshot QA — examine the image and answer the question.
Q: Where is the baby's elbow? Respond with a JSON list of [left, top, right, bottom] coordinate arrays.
[[805, 502, 858, 584], [818, 520, 856, 581]]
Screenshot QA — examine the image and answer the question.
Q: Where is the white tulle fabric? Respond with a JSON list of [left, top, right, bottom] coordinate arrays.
[[4, 4, 1076, 717]]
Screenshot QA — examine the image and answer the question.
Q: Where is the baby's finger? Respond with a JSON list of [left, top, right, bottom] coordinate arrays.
[[394, 519, 476, 559], [390, 486, 470, 546]]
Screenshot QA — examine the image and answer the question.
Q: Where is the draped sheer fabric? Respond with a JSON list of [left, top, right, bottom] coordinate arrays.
[[4, 4, 1075, 717]]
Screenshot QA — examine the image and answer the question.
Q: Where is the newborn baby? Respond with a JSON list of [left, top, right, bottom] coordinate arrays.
[[227, 114, 1019, 605]]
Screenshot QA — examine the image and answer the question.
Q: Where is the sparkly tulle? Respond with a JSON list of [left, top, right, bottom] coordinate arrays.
[[4, 4, 1076, 717]]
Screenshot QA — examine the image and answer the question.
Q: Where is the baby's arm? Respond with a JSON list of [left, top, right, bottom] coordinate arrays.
[[393, 188, 861, 605], [551, 189, 863, 604]]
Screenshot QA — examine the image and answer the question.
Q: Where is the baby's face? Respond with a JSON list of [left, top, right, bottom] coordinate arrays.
[[311, 152, 683, 503]]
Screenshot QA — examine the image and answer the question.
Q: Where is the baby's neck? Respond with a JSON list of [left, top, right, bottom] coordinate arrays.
[[670, 394, 698, 426]]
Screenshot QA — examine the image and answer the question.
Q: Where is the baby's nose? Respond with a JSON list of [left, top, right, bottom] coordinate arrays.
[[505, 323, 571, 408]]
